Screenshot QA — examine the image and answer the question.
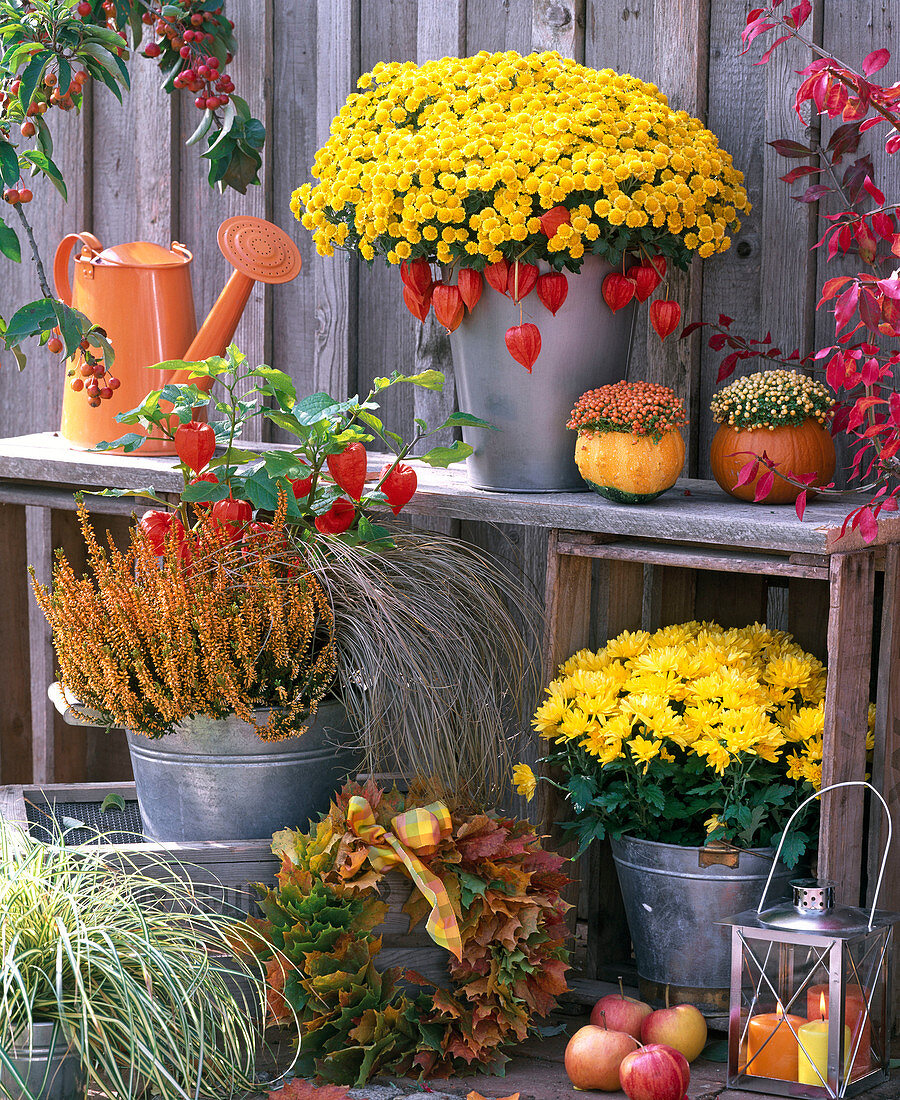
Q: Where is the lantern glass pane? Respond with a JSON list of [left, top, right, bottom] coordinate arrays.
[[737, 932, 834, 1084], [730, 926, 893, 1097]]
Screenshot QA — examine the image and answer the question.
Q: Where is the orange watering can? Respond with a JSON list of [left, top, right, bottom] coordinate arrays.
[[54, 216, 302, 453]]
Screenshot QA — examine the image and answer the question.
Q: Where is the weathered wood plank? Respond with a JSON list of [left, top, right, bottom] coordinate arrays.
[[0, 75, 90, 439], [1, 435, 898, 554], [787, 577, 830, 661], [868, 545, 900, 1022], [819, 551, 876, 906], [0, 505, 33, 784], [270, 0, 319, 423], [557, 538, 829, 580], [355, 0, 420, 451], [466, 0, 533, 55], [313, 0, 359, 397], [532, 0, 585, 60], [25, 505, 54, 783], [694, 571, 767, 628]]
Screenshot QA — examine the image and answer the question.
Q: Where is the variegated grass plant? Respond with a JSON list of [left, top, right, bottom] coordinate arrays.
[[0, 821, 275, 1099], [303, 530, 542, 807]]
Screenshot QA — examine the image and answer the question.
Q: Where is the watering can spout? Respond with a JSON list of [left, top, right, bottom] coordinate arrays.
[[178, 216, 302, 387]]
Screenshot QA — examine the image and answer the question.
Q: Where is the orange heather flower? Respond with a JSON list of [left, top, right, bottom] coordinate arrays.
[[31, 501, 336, 742]]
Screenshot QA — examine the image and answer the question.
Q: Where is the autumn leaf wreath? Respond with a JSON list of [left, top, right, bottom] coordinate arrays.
[[246, 780, 571, 1085]]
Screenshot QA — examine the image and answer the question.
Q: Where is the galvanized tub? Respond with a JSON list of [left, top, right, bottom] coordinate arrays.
[[610, 835, 794, 1015], [126, 701, 359, 843], [0, 1021, 85, 1100], [447, 255, 636, 492]]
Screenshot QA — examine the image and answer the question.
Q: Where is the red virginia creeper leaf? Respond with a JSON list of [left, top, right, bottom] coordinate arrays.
[[795, 490, 808, 521], [754, 470, 776, 502], [862, 49, 890, 77]]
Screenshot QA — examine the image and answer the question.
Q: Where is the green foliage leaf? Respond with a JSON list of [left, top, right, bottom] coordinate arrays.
[[293, 392, 342, 425], [18, 52, 49, 111], [0, 221, 20, 262], [400, 369, 444, 391], [0, 142, 19, 187], [92, 435, 147, 454], [439, 411, 497, 431], [181, 481, 230, 504], [3, 297, 57, 344], [418, 441, 473, 467], [100, 793, 126, 813]]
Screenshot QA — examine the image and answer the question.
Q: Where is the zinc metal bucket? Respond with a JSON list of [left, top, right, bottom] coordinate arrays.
[[0, 1021, 85, 1100], [610, 834, 794, 1015], [447, 254, 636, 493], [126, 701, 359, 842]]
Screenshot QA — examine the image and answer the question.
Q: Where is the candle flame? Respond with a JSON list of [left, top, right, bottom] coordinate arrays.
[[776, 998, 785, 1017], [819, 991, 827, 1021]]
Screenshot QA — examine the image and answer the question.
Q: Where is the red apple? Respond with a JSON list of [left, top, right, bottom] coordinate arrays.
[[640, 1003, 708, 1063], [591, 992, 654, 1039], [564, 1024, 640, 1091], [619, 1043, 690, 1100]]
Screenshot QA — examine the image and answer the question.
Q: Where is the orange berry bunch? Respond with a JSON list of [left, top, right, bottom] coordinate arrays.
[[568, 380, 687, 442]]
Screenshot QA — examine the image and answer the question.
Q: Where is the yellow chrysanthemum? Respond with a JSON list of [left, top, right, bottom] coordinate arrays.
[[512, 762, 537, 802], [295, 51, 748, 268]]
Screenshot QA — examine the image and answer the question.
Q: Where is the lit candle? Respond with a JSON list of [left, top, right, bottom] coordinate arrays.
[[745, 1002, 806, 1081], [798, 993, 850, 1086], [807, 983, 870, 1076]]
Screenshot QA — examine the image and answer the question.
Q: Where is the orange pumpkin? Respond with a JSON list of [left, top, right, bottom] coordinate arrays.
[[710, 420, 836, 504]]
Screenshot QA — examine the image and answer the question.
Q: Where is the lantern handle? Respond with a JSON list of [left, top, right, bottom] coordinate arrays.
[[757, 780, 892, 932]]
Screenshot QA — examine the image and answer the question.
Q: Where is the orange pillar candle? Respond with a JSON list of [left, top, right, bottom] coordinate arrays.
[[745, 1007, 807, 1081], [807, 984, 871, 1076]]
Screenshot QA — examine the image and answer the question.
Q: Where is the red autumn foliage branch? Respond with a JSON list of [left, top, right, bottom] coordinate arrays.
[[691, 4, 900, 540]]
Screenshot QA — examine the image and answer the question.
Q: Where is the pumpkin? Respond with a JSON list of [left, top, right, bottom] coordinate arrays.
[[575, 429, 685, 504], [709, 419, 836, 504]]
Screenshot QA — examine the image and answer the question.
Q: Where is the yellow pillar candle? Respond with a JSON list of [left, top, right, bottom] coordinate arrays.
[[797, 1018, 850, 1086]]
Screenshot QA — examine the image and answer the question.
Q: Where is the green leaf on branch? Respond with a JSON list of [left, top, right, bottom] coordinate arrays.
[[265, 410, 310, 439], [181, 480, 230, 504], [22, 151, 68, 200], [403, 369, 445, 390], [0, 142, 19, 187], [100, 793, 126, 813], [418, 442, 474, 467], [0, 221, 20, 263], [439, 411, 497, 431], [92, 435, 147, 454], [3, 298, 57, 345], [293, 392, 342, 425], [18, 52, 50, 111], [186, 109, 215, 148]]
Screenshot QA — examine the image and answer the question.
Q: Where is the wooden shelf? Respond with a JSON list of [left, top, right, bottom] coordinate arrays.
[[0, 432, 897, 554]]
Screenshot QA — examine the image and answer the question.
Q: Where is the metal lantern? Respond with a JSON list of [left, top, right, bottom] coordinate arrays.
[[720, 782, 899, 1098]]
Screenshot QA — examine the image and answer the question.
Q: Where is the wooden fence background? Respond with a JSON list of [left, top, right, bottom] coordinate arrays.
[[0, 0, 894, 786]]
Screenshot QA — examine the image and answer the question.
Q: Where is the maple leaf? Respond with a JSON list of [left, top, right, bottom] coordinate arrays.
[[468, 1090, 520, 1100], [267, 1079, 356, 1100]]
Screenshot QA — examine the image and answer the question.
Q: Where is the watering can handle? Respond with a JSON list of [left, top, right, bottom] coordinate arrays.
[[757, 780, 892, 931], [53, 231, 104, 305]]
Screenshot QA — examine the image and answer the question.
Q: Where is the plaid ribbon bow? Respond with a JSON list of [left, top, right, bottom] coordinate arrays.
[[346, 795, 462, 960]]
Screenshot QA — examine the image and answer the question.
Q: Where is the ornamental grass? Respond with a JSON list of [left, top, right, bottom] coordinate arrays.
[[523, 621, 875, 863], [710, 369, 835, 430], [31, 501, 336, 741], [294, 50, 749, 271], [0, 821, 270, 1099]]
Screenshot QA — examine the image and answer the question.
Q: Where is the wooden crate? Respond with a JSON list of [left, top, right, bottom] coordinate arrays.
[[0, 781, 280, 916], [0, 782, 451, 988]]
